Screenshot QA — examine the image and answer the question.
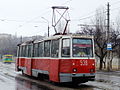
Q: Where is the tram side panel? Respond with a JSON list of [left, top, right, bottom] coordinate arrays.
[[59, 59, 72, 82], [32, 59, 50, 73], [25, 58, 32, 75], [16, 58, 26, 71], [49, 59, 60, 82], [32, 58, 60, 82], [15, 58, 19, 71], [16, 58, 60, 82], [59, 59, 72, 73]]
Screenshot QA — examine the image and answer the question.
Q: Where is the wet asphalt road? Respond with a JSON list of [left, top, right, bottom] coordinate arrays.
[[0, 62, 120, 90]]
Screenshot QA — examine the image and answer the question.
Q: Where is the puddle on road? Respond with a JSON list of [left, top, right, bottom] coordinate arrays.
[[15, 77, 52, 90], [75, 84, 97, 90], [96, 74, 120, 87], [15, 75, 98, 90], [15, 73, 120, 90]]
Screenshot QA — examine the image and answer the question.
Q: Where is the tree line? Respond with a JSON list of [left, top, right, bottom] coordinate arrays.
[[0, 34, 43, 57]]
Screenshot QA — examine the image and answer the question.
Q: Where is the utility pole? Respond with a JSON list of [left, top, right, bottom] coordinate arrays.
[[107, 2, 111, 71], [119, 45, 120, 70], [107, 2, 110, 43]]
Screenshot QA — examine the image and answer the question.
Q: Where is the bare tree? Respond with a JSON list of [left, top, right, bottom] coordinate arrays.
[[0, 34, 19, 56], [77, 7, 120, 70]]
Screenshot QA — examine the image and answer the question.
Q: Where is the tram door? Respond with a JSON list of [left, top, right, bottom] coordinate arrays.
[[25, 45, 33, 76]]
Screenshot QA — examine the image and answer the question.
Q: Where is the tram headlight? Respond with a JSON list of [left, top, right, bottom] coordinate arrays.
[[73, 68, 77, 72]]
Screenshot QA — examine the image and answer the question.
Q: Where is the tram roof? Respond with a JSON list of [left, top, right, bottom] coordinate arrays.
[[34, 34, 93, 43], [19, 34, 93, 46], [18, 40, 33, 46]]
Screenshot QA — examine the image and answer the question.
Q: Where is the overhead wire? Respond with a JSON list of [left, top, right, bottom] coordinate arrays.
[[108, 1, 120, 13], [111, 0, 120, 6], [62, 0, 72, 5], [71, 10, 106, 22], [0, 1, 103, 24], [70, 0, 120, 22], [70, 5, 107, 22], [27, 7, 51, 23], [0, 1, 120, 23], [15, 7, 51, 30], [0, 7, 51, 23], [72, 1, 120, 22], [105, 1, 120, 21], [15, 0, 73, 34], [76, 1, 120, 30], [111, 6, 120, 11], [1, 1, 120, 31]]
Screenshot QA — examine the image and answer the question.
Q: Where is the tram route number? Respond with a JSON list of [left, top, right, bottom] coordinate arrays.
[[80, 60, 88, 66]]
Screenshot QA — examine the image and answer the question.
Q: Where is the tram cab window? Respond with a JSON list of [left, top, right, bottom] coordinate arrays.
[[62, 39, 70, 57], [44, 41, 51, 57], [72, 38, 93, 57], [51, 39, 59, 57]]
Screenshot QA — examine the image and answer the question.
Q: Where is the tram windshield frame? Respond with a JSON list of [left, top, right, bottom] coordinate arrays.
[[72, 38, 93, 57]]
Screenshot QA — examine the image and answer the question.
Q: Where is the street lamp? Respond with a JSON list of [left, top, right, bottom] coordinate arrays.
[[41, 17, 50, 37]]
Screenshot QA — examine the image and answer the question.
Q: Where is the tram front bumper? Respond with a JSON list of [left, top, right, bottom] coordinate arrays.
[[59, 73, 95, 83]]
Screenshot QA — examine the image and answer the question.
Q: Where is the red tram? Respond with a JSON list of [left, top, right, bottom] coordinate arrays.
[[16, 34, 95, 84]]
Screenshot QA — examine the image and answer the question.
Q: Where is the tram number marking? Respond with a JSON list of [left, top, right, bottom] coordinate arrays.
[[80, 60, 88, 66]]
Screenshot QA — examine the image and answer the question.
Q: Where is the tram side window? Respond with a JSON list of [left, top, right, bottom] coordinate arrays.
[[19, 46, 22, 57], [33, 43, 38, 57], [20, 46, 23, 57], [38, 42, 44, 57], [17, 46, 20, 57], [22, 46, 26, 57], [26, 45, 29, 57], [26, 45, 32, 57], [62, 39, 70, 57], [51, 39, 59, 57], [44, 41, 51, 57], [24, 46, 27, 57]]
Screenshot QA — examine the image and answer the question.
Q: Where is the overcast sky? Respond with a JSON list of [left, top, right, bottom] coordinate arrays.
[[0, 0, 119, 37]]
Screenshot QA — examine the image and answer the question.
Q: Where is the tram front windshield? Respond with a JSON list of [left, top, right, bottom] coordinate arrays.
[[73, 38, 93, 57]]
